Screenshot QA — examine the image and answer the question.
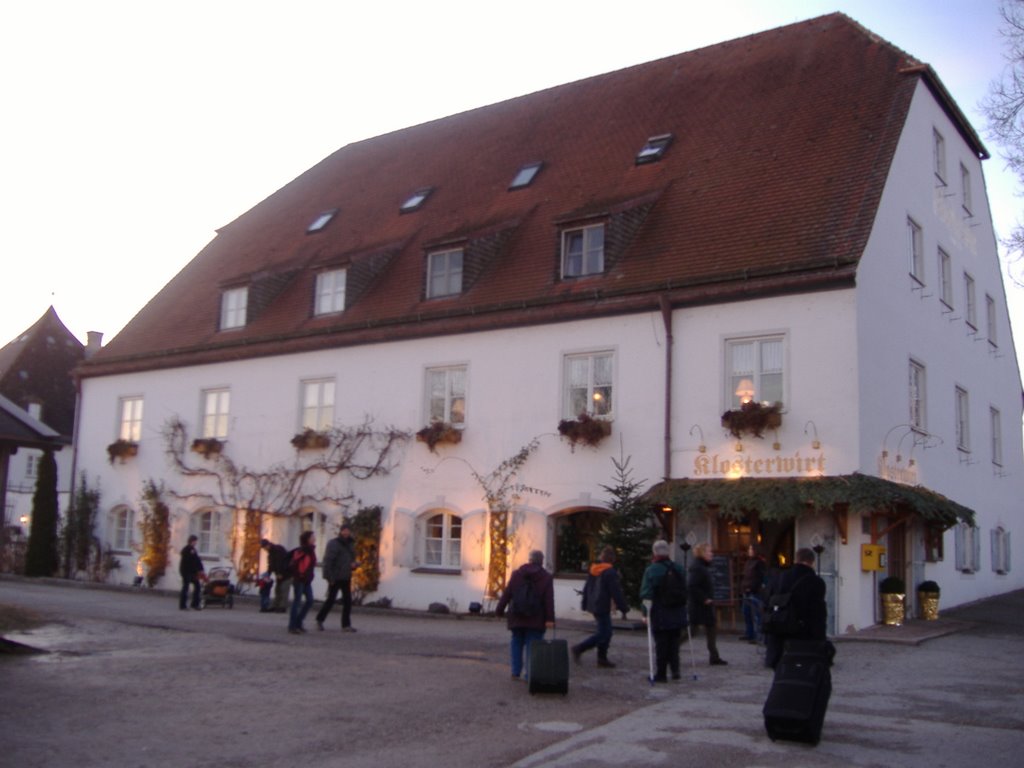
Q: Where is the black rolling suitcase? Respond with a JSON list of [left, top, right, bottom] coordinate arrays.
[[763, 642, 832, 744], [528, 635, 569, 695]]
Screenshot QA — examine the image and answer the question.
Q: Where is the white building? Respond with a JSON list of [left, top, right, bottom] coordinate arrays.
[[75, 14, 1022, 632]]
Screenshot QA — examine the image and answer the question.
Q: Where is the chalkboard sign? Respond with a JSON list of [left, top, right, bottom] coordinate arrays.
[[709, 555, 733, 602]]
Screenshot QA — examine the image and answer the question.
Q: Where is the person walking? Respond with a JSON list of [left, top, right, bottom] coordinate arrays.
[[740, 543, 768, 643], [764, 547, 828, 668], [316, 523, 358, 632], [287, 531, 318, 635], [261, 538, 292, 613], [687, 542, 727, 665], [640, 540, 688, 682], [495, 550, 555, 680], [178, 535, 205, 611], [572, 545, 629, 668]]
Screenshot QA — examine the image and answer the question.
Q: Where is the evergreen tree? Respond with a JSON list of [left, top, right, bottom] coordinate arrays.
[[599, 455, 659, 610], [25, 450, 60, 576]]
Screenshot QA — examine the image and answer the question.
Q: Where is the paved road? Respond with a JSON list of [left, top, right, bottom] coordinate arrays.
[[1, 577, 1022, 768]]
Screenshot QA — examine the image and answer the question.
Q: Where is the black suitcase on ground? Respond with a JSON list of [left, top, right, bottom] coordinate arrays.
[[528, 638, 569, 695], [763, 644, 832, 744]]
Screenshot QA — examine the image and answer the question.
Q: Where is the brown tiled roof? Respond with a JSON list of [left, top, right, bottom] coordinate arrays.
[[81, 13, 969, 378]]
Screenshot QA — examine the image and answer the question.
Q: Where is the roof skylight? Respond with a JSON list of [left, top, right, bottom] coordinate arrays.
[[635, 134, 674, 165], [400, 187, 433, 213], [307, 209, 338, 233], [509, 161, 543, 190]]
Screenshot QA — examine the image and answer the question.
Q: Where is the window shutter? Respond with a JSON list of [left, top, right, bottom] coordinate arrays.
[[1006, 531, 1012, 573], [972, 526, 981, 572], [955, 524, 966, 571], [390, 509, 417, 567], [461, 511, 486, 572]]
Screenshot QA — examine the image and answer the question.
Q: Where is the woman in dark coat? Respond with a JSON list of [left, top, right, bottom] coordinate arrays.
[[640, 540, 688, 681], [687, 543, 727, 665]]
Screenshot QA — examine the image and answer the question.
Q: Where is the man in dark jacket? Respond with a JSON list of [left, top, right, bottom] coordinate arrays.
[[178, 535, 205, 611], [687, 542, 727, 665], [572, 545, 629, 668], [495, 550, 555, 680], [764, 547, 828, 668], [740, 543, 768, 643], [640, 540, 688, 682], [316, 524, 357, 632], [261, 538, 291, 613]]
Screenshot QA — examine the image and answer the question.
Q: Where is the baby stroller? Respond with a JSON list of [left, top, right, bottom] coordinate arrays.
[[201, 566, 236, 608]]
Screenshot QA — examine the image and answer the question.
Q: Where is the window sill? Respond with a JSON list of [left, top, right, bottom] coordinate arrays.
[[411, 567, 462, 576]]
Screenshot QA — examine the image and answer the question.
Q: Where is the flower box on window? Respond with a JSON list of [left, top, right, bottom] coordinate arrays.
[[721, 401, 783, 439], [106, 439, 138, 465], [290, 429, 331, 451], [416, 422, 462, 453], [190, 437, 224, 459], [557, 413, 612, 448]]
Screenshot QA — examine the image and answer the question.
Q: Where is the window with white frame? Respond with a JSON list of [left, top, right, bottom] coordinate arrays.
[[190, 509, 225, 558], [554, 509, 610, 574], [109, 505, 135, 552], [426, 248, 463, 299], [314, 269, 346, 316], [27, 402, 42, 420], [561, 224, 605, 278], [991, 527, 1011, 574], [201, 389, 231, 439], [727, 336, 784, 408], [990, 406, 1003, 467], [964, 273, 977, 329], [933, 128, 946, 182], [423, 511, 462, 569], [938, 248, 953, 308], [220, 287, 248, 330], [301, 379, 335, 431], [955, 521, 981, 573], [960, 163, 972, 215], [118, 396, 144, 442], [986, 294, 997, 347], [908, 218, 924, 284], [563, 351, 613, 419], [425, 365, 467, 426], [955, 386, 969, 452], [909, 359, 927, 431], [25, 452, 38, 480]]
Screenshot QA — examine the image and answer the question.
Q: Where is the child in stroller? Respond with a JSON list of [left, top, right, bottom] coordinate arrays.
[[201, 566, 236, 608]]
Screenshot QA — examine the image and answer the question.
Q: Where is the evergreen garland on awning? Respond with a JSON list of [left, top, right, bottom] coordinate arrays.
[[644, 472, 974, 526]]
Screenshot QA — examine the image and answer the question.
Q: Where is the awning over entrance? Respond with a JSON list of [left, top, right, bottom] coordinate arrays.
[[645, 472, 975, 527]]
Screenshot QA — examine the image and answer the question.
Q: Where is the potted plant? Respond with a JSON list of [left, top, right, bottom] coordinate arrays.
[[416, 422, 462, 453], [917, 580, 940, 621], [291, 428, 331, 451], [879, 576, 906, 626], [721, 401, 783, 439], [190, 437, 224, 459], [106, 439, 138, 465], [557, 413, 612, 449]]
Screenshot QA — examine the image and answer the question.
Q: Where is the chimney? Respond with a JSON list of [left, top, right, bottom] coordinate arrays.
[[85, 331, 104, 358]]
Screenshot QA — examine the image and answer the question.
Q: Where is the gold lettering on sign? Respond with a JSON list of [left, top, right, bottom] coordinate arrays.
[[693, 452, 827, 478], [876, 457, 918, 485]]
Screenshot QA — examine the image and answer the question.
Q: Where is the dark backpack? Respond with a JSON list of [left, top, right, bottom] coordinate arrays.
[[763, 575, 808, 636], [287, 548, 313, 582], [510, 576, 542, 617], [656, 563, 687, 609]]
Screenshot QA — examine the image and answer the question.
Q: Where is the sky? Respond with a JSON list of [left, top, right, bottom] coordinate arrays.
[[1, 0, 1020, 360]]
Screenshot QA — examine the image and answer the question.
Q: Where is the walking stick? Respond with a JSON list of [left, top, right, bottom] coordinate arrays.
[[643, 600, 655, 685], [685, 621, 698, 681]]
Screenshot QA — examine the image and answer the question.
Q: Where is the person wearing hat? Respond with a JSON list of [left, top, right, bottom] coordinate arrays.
[[316, 523, 358, 632], [260, 537, 292, 612], [178, 535, 205, 611]]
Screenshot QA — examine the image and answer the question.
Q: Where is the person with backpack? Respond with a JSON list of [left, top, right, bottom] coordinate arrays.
[[261, 538, 291, 613], [315, 523, 357, 633], [572, 545, 629, 669], [763, 547, 828, 668], [639, 540, 688, 682], [287, 530, 318, 635], [687, 542, 728, 666], [494, 550, 555, 680]]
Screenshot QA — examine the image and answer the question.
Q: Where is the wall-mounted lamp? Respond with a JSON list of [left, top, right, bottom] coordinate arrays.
[[688, 424, 706, 453], [19, 515, 29, 526], [804, 420, 821, 450]]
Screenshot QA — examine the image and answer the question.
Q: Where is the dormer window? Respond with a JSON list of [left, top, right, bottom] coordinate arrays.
[[307, 209, 337, 233], [314, 268, 347, 316], [635, 134, 673, 165], [561, 224, 605, 278], [401, 187, 433, 213], [426, 248, 463, 298], [509, 162, 543, 190], [220, 286, 248, 330]]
